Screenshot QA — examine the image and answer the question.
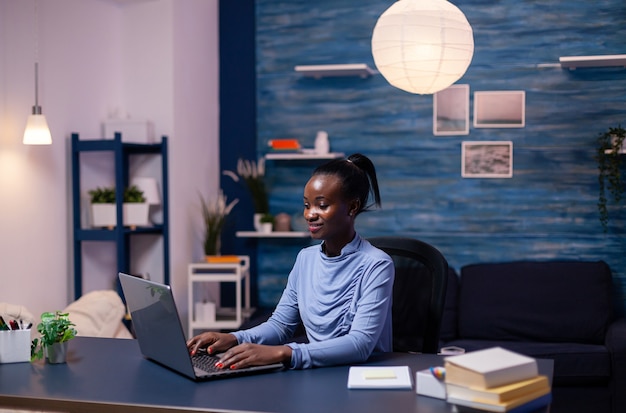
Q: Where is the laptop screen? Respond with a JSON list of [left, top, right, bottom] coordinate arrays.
[[119, 273, 197, 379]]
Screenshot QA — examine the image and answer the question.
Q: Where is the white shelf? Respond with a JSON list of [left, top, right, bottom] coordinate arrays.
[[559, 54, 626, 69], [236, 231, 309, 238], [189, 308, 256, 331], [188, 257, 251, 333], [295, 64, 377, 78], [265, 152, 344, 160]]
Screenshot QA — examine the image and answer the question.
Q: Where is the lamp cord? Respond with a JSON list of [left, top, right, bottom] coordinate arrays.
[[33, 0, 40, 112]]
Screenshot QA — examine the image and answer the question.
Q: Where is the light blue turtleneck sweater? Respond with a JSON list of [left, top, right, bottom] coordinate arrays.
[[232, 234, 394, 369]]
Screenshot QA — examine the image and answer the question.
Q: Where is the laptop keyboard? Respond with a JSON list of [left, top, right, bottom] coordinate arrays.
[[192, 352, 224, 374]]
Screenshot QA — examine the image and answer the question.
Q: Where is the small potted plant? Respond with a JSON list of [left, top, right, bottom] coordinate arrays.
[[199, 190, 239, 257], [259, 213, 274, 233], [223, 158, 270, 231], [122, 185, 148, 228], [31, 311, 77, 364], [89, 186, 116, 228], [595, 125, 625, 231], [88, 185, 148, 229]]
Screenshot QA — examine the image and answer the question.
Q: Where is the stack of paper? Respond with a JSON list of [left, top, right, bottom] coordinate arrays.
[[444, 347, 551, 412], [347, 366, 412, 389]]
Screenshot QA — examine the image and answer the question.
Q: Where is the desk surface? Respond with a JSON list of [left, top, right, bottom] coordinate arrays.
[[0, 337, 552, 413]]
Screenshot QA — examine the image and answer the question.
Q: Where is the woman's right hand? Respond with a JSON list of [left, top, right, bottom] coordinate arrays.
[[186, 332, 238, 356]]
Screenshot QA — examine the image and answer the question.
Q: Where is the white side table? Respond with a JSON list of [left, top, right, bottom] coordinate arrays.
[[187, 256, 252, 335]]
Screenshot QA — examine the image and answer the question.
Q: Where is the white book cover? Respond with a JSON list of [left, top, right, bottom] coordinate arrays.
[[445, 347, 538, 388], [347, 366, 413, 389]]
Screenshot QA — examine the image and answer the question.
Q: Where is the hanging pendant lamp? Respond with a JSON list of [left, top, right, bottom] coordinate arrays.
[[23, 61, 52, 145], [371, 0, 474, 95], [23, 0, 51, 145]]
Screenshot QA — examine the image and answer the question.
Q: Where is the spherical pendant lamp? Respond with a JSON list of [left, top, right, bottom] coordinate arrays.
[[371, 0, 474, 95]]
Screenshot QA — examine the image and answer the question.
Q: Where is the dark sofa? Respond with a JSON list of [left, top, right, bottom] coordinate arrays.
[[439, 260, 626, 413]]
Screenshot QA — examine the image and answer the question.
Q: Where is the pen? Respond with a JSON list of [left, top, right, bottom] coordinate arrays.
[[9, 320, 20, 330], [0, 316, 9, 331]]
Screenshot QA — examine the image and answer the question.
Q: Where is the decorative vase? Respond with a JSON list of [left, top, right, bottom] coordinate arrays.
[[254, 213, 264, 232], [46, 342, 69, 364], [274, 213, 291, 232]]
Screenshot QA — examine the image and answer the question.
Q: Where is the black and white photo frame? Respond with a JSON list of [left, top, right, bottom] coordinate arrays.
[[462, 141, 513, 178]]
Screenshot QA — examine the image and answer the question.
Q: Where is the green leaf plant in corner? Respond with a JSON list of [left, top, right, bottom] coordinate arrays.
[[596, 125, 626, 232], [31, 311, 77, 361]]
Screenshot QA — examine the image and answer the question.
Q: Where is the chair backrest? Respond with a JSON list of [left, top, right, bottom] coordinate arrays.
[[368, 236, 449, 354]]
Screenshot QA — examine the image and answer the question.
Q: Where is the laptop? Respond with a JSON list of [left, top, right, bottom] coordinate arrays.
[[118, 272, 284, 381]]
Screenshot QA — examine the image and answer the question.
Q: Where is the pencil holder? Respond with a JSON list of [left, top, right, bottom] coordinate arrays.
[[0, 329, 31, 363]]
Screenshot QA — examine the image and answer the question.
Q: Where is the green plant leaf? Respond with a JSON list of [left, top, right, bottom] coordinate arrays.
[[596, 125, 625, 232]]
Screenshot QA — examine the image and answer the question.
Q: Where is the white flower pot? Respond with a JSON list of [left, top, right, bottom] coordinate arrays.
[[254, 213, 264, 231], [91, 203, 150, 228], [123, 203, 150, 227], [91, 204, 116, 228]]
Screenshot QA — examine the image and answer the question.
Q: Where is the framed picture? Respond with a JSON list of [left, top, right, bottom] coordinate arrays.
[[473, 91, 525, 128], [433, 84, 469, 136], [462, 141, 513, 178]]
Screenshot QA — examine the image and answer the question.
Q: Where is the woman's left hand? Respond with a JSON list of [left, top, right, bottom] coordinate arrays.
[[216, 343, 292, 370]]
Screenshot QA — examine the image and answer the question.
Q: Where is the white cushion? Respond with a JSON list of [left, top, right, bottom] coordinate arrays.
[[63, 290, 131, 339]]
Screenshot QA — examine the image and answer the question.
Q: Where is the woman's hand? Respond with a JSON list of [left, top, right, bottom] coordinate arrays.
[[186, 332, 238, 356], [216, 343, 292, 370]]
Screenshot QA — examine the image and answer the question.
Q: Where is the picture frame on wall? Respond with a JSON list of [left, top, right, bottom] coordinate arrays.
[[462, 141, 513, 178], [433, 84, 470, 136], [473, 91, 525, 128]]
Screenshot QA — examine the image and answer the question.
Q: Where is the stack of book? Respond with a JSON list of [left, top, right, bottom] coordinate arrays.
[[444, 347, 551, 412]]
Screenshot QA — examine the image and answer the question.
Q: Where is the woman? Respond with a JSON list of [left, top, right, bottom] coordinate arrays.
[[187, 153, 394, 369]]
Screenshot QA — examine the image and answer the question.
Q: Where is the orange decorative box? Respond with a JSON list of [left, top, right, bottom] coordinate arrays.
[[268, 139, 300, 150]]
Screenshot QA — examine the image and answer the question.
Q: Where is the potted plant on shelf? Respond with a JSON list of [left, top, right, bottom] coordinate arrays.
[[259, 213, 274, 233], [596, 125, 625, 231], [122, 185, 148, 229], [223, 158, 270, 231], [88, 185, 148, 229], [31, 311, 77, 364], [89, 186, 116, 228], [199, 190, 239, 258]]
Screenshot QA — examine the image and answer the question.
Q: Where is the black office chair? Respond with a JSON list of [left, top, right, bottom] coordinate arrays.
[[368, 236, 449, 354]]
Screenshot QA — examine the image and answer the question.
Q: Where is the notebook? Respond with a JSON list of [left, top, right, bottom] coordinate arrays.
[[118, 272, 284, 381]]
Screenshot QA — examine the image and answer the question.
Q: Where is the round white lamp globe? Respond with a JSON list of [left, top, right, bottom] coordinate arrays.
[[371, 0, 474, 95]]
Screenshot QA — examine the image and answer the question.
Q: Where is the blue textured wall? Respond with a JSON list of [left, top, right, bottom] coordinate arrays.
[[250, 0, 626, 310]]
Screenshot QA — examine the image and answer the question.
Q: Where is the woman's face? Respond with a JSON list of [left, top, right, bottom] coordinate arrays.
[[303, 174, 355, 245]]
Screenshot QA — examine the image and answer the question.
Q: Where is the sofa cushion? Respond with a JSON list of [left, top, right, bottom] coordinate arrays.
[[443, 339, 611, 386], [439, 268, 460, 343], [63, 290, 131, 338], [458, 261, 613, 344]]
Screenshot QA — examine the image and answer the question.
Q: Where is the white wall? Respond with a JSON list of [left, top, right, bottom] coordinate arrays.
[[0, 0, 218, 331]]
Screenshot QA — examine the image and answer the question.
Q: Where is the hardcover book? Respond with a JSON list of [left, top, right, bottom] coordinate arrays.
[[449, 390, 551, 413], [446, 375, 549, 403], [444, 347, 538, 388]]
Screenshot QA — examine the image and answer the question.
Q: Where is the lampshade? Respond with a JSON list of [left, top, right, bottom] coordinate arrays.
[[131, 177, 161, 205], [371, 0, 474, 95], [23, 113, 52, 145]]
